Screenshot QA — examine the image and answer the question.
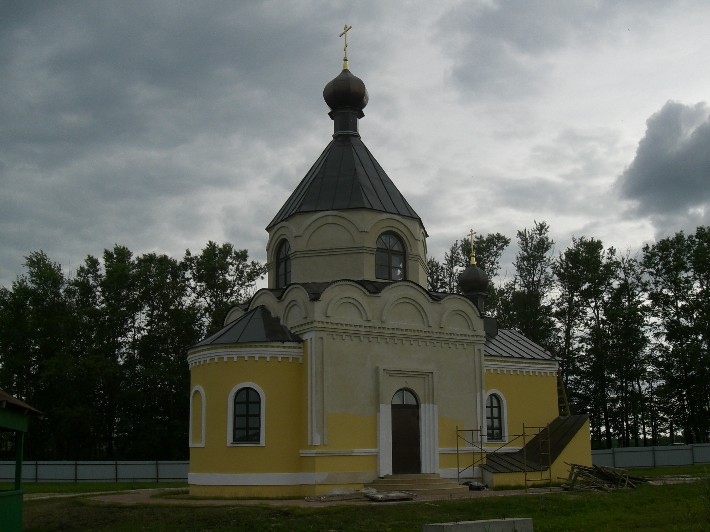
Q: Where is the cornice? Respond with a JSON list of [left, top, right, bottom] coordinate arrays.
[[290, 320, 485, 349], [188, 344, 303, 368], [484, 357, 558, 376]]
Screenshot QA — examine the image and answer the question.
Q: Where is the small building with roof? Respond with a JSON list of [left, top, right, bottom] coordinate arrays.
[[187, 35, 590, 497], [0, 388, 41, 531]]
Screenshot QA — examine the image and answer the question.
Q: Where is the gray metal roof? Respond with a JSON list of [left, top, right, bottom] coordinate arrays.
[[484, 329, 556, 361], [192, 305, 301, 348], [482, 415, 589, 473], [267, 135, 422, 230]]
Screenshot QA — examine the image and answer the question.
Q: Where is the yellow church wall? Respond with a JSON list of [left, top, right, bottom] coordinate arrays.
[[438, 414, 466, 449], [551, 417, 592, 475], [324, 412, 377, 449], [189, 352, 306, 475], [485, 368, 559, 441]]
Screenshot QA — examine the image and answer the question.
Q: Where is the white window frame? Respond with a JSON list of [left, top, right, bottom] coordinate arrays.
[[227, 382, 266, 446]]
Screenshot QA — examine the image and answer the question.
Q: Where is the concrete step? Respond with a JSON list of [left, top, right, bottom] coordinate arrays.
[[364, 474, 470, 495]]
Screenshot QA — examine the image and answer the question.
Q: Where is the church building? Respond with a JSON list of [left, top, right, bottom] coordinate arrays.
[[187, 38, 591, 497]]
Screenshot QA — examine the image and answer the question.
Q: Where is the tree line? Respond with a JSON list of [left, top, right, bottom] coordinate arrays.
[[428, 222, 710, 448], [0, 243, 265, 460], [1, 225, 708, 458]]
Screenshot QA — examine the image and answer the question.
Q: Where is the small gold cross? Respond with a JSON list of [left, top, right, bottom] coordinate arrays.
[[468, 229, 477, 265], [340, 24, 352, 69]]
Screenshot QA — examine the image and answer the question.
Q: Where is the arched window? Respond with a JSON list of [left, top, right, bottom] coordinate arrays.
[[227, 383, 265, 446], [376, 233, 406, 281], [189, 385, 205, 447], [486, 393, 503, 441], [234, 387, 261, 443], [392, 388, 419, 405], [275, 239, 291, 288]]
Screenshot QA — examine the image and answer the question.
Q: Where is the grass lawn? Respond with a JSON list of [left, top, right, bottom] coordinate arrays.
[[22, 477, 710, 531], [13, 465, 710, 530]]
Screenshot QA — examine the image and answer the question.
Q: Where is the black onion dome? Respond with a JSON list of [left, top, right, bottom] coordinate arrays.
[[323, 69, 369, 111], [458, 264, 489, 295]]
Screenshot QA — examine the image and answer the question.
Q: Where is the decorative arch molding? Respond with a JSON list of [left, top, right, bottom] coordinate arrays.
[[438, 293, 483, 320], [299, 210, 368, 234], [318, 279, 375, 300], [301, 213, 361, 249], [366, 214, 421, 248], [279, 284, 312, 323], [224, 305, 246, 326], [250, 288, 283, 310], [227, 382, 266, 447], [266, 225, 297, 263], [483, 389, 508, 443], [381, 296, 432, 328], [379, 279, 434, 301], [189, 385, 206, 448], [325, 295, 372, 322], [439, 308, 475, 331], [283, 298, 308, 327]]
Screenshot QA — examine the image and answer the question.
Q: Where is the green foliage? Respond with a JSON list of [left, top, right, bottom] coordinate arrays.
[[22, 481, 710, 531], [642, 227, 710, 444], [497, 221, 556, 350], [0, 243, 265, 460], [436, 222, 709, 447]]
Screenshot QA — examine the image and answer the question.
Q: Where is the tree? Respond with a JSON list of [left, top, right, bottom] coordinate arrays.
[[116, 253, 200, 459], [185, 242, 267, 334], [426, 256, 447, 292], [643, 228, 710, 444], [498, 221, 556, 350], [0, 252, 72, 458], [603, 253, 649, 447]]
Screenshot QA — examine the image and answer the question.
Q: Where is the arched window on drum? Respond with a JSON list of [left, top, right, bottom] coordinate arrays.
[[275, 239, 291, 288], [375, 232, 406, 281]]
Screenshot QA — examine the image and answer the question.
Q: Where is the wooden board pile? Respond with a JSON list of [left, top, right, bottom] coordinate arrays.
[[563, 463, 649, 491]]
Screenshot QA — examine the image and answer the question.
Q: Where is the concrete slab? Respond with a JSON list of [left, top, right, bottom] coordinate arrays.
[[423, 517, 533, 532]]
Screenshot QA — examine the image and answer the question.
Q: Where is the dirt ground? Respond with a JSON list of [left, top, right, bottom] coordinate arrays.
[[80, 486, 563, 507]]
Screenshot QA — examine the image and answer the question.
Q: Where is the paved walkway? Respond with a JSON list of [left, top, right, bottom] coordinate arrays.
[[83, 487, 563, 507]]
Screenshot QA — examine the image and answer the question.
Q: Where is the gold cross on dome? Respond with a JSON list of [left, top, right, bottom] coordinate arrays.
[[468, 229, 477, 265], [340, 24, 352, 69]]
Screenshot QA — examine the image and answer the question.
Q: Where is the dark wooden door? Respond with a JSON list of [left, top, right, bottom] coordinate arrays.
[[391, 404, 421, 474]]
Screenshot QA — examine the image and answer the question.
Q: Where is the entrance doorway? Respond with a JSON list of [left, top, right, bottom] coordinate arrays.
[[391, 388, 421, 474]]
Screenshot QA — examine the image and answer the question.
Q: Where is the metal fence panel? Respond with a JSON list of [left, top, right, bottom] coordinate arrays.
[[0, 461, 188, 483], [592, 444, 710, 468]]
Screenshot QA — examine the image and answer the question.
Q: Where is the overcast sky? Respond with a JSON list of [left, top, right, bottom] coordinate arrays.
[[2, 1, 709, 288]]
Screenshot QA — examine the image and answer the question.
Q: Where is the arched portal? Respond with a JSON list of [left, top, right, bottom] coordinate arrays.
[[391, 388, 421, 474]]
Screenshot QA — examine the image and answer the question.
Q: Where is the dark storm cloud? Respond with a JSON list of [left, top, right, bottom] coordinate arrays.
[[0, 1, 353, 284], [617, 101, 710, 228]]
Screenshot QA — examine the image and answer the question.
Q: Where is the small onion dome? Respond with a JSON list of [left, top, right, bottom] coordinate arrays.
[[458, 263, 489, 296], [323, 69, 369, 112]]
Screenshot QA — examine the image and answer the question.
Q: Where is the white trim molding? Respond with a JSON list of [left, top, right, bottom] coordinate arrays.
[[189, 471, 376, 486], [188, 344, 303, 368], [189, 385, 206, 448], [299, 448, 378, 457], [227, 382, 266, 447], [377, 367, 438, 476]]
